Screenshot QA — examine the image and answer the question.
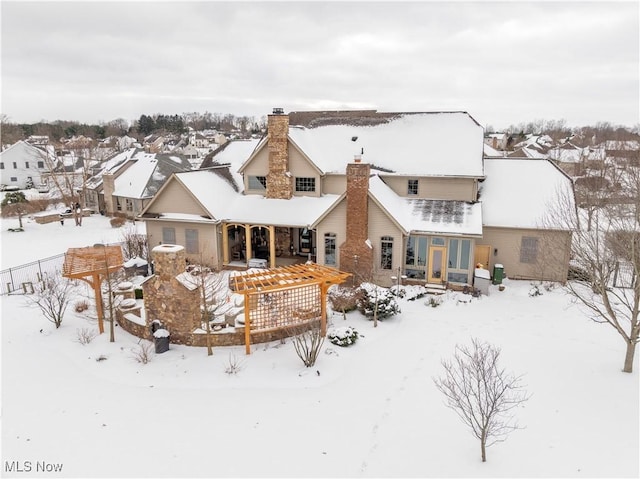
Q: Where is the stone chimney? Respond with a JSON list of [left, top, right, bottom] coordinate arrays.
[[143, 244, 200, 344], [339, 157, 373, 283], [102, 173, 115, 216], [266, 108, 292, 199]]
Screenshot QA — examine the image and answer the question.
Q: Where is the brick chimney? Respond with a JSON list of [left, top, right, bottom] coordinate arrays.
[[266, 108, 293, 199], [339, 157, 373, 283]]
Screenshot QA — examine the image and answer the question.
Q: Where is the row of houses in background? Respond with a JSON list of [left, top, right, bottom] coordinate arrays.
[[0, 127, 239, 191]]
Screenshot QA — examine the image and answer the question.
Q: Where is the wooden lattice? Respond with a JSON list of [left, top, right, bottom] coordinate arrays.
[[229, 263, 351, 354]]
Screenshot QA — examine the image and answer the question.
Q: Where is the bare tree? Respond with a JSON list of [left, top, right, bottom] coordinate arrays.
[[120, 223, 149, 263], [182, 262, 235, 356], [291, 322, 325, 367], [433, 338, 530, 462], [546, 146, 640, 373], [28, 272, 74, 329]]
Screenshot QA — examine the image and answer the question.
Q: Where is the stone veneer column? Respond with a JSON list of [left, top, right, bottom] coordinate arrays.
[[266, 109, 293, 199], [102, 173, 115, 216], [143, 244, 201, 343], [339, 158, 374, 284]]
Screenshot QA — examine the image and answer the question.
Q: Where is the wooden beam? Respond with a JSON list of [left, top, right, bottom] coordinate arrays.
[[222, 223, 229, 265]]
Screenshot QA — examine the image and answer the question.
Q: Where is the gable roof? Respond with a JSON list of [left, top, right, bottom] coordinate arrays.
[[481, 158, 575, 230], [112, 152, 192, 199], [200, 139, 260, 191], [285, 112, 484, 176]]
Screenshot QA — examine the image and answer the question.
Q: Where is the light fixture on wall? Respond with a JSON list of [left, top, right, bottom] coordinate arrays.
[[494, 248, 498, 256]]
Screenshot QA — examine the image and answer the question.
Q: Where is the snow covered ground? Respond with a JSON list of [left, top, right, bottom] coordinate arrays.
[[1, 215, 638, 478]]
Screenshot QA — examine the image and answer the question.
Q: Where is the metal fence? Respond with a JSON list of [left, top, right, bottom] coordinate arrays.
[[0, 242, 127, 296], [0, 253, 66, 295]]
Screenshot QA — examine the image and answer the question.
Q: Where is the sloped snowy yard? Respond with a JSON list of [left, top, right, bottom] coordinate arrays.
[[1, 216, 638, 478]]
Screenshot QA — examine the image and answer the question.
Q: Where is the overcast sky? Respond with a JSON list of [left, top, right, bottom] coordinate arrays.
[[1, 1, 638, 130]]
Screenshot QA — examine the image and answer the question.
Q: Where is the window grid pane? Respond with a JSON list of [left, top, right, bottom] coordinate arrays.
[[381, 236, 393, 270], [162, 227, 176, 244], [324, 233, 336, 266], [295, 177, 316, 192], [248, 176, 267, 190], [520, 237, 538, 263], [407, 179, 418, 195], [185, 229, 199, 254]]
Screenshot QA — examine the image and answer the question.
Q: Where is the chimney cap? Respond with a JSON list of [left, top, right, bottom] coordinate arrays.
[[272, 107, 284, 115]]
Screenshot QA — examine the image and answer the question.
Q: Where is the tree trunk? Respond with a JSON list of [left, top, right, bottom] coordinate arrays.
[[481, 437, 486, 463], [623, 340, 636, 373]]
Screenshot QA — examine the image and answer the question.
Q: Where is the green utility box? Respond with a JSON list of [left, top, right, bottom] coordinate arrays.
[[492, 264, 504, 285]]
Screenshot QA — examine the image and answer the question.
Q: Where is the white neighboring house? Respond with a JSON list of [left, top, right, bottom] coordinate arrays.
[[0, 140, 55, 190]]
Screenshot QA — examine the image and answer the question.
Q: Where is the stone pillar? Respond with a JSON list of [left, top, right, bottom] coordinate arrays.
[[143, 244, 200, 344], [102, 173, 115, 216], [339, 157, 373, 284], [266, 108, 292, 199]]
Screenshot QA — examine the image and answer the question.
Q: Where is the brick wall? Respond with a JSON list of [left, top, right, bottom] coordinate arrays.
[[339, 160, 374, 284], [266, 112, 292, 199]]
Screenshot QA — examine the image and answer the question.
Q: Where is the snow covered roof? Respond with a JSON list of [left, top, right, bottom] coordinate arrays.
[[282, 112, 484, 176], [112, 151, 192, 199], [200, 139, 260, 191], [171, 169, 341, 227], [369, 175, 483, 236], [481, 159, 574, 229]]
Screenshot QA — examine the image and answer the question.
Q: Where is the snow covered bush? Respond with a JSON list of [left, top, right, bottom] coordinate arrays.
[[328, 285, 359, 319], [76, 327, 97, 345], [327, 326, 359, 347], [110, 216, 126, 228], [357, 282, 400, 320]]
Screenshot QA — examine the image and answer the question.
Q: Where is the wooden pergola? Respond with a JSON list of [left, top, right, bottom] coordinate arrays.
[[228, 263, 351, 354], [62, 245, 123, 334]]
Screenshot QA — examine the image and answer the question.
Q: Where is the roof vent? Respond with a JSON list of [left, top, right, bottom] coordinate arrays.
[[351, 136, 358, 142], [272, 107, 284, 115]]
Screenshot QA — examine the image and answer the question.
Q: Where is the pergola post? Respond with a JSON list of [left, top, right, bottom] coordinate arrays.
[[268, 225, 276, 268], [93, 273, 105, 334], [320, 283, 328, 337], [244, 292, 251, 355], [222, 223, 229, 265], [244, 224, 252, 262]]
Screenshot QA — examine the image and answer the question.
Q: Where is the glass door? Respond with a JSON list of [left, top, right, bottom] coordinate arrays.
[[428, 246, 446, 283]]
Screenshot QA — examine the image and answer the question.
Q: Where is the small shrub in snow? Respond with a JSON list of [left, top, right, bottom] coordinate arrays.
[[404, 285, 427, 301], [427, 296, 443, 308], [131, 341, 154, 364], [76, 327, 97, 345], [291, 323, 324, 367], [327, 285, 359, 319], [110, 216, 126, 228], [224, 352, 245, 375], [529, 285, 543, 297], [75, 299, 89, 313], [357, 282, 400, 320], [327, 326, 359, 347]]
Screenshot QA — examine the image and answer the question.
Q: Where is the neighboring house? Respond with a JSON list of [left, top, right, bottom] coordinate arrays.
[[190, 133, 210, 148], [0, 140, 54, 189], [84, 148, 140, 214], [144, 135, 165, 153], [140, 109, 575, 287], [104, 151, 192, 219], [484, 132, 510, 151]]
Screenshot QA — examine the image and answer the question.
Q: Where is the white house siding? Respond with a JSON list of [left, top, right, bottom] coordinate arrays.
[[145, 219, 219, 268], [288, 147, 321, 197], [145, 180, 210, 217], [368, 198, 405, 287], [381, 176, 477, 201], [0, 142, 48, 189], [480, 226, 571, 282], [322, 174, 346, 195], [243, 146, 269, 194]]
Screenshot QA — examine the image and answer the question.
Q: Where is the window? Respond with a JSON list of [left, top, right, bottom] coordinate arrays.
[[324, 233, 336, 266], [447, 238, 472, 284], [407, 179, 418, 195], [295, 177, 316, 192], [162, 227, 176, 244], [116, 197, 122, 211], [125, 198, 133, 212], [248, 175, 266, 190], [0, 163, 4, 169], [431, 237, 445, 246], [520, 236, 538, 263], [10, 177, 17, 182], [381, 236, 393, 270], [405, 236, 427, 267], [37, 161, 44, 169], [25, 162, 29, 169], [13, 162, 17, 169], [185, 229, 199, 254]]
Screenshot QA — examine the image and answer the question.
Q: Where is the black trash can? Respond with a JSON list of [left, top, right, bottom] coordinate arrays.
[[153, 328, 170, 354]]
